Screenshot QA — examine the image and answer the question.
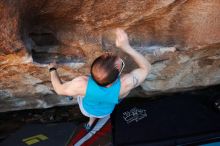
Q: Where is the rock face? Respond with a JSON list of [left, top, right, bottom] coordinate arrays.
[[0, 0, 220, 112]]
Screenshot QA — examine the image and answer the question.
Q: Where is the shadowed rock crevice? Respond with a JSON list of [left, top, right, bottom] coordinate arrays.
[[29, 32, 58, 47], [18, 1, 86, 65]]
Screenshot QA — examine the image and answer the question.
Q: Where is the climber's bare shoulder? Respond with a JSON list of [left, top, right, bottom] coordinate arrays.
[[119, 74, 141, 99], [58, 75, 88, 97]]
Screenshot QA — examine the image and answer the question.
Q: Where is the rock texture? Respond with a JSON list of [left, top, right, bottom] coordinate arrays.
[[0, 0, 220, 112]]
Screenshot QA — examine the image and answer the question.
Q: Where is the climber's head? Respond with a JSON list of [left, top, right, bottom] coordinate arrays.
[[91, 53, 125, 86]]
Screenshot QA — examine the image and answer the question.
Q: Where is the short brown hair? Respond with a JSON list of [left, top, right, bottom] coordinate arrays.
[[91, 53, 119, 86]]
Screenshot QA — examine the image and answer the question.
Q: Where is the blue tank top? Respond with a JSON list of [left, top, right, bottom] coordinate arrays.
[[82, 76, 121, 117]]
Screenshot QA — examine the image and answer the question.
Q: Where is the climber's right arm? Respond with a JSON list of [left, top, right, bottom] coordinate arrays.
[[115, 28, 151, 98]]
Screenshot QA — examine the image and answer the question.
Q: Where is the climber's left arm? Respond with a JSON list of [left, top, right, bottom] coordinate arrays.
[[49, 63, 87, 97]]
